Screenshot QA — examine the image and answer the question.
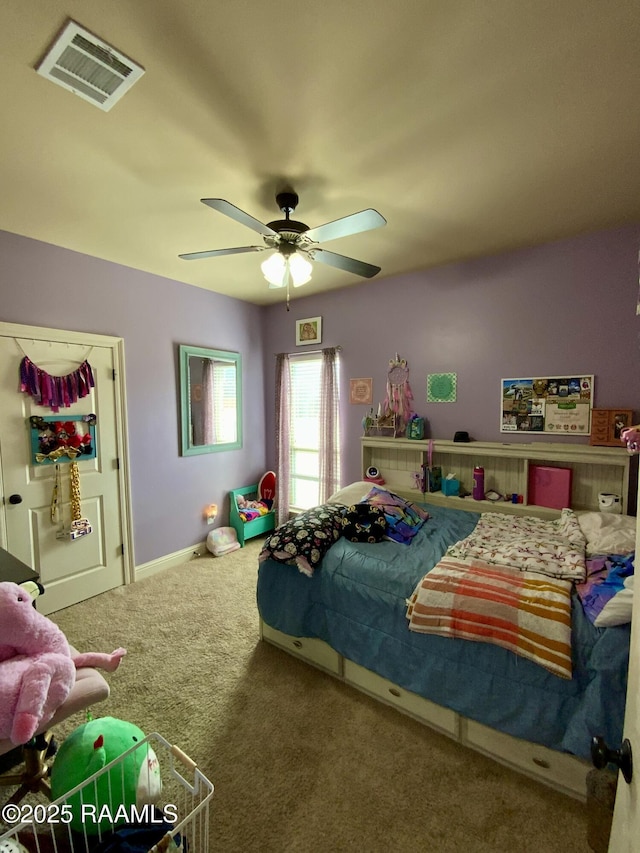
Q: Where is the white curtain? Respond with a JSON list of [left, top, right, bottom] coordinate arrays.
[[319, 347, 340, 503], [275, 352, 291, 525]]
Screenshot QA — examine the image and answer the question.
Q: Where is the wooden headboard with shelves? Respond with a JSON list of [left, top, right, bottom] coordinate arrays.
[[361, 436, 636, 519]]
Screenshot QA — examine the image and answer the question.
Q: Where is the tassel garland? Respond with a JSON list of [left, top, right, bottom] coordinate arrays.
[[20, 356, 95, 413]]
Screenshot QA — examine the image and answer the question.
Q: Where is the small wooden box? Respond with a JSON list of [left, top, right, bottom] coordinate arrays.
[[589, 409, 633, 447]]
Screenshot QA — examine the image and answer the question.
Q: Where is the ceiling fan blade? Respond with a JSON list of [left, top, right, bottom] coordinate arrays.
[[304, 209, 386, 244], [179, 246, 265, 260], [200, 199, 277, 237], [311, 248, 381, 278]]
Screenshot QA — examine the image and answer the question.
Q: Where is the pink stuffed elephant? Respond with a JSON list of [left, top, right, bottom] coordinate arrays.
[[0, 581, 126, 745]]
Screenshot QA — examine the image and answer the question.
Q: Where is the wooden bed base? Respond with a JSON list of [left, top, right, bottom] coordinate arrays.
[[259, 619, 590, 801]]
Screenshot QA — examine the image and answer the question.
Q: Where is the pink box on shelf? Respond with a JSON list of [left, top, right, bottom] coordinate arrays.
[[528, 465, 572, 510]]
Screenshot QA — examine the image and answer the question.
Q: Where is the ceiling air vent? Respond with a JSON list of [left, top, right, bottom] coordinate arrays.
[[36, 20, 145, 111]]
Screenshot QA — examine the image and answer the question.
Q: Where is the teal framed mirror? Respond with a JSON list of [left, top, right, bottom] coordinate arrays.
[[180, 345, 242, 455]]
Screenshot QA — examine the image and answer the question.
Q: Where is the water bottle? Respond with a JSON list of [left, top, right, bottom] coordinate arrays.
[[472, 466, 485, 500]]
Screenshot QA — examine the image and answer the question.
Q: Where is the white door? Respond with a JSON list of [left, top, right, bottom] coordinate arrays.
[[0, 323, 132, 615], [608, 478, 640, 849]]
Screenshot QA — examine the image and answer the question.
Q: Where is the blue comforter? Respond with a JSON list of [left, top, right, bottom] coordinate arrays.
[[257, 503, 630, 759]]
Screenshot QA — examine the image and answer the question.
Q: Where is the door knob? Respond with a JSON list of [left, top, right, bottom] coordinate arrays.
[[8, 494, 23, 505], [591, 735, 633, 784]]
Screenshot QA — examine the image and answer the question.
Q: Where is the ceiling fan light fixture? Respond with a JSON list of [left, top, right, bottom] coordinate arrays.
[[182, 191, 386, 303], [261, 250, 312, 288], [261, 251, 287, 286], [289, 253, 312, 286]]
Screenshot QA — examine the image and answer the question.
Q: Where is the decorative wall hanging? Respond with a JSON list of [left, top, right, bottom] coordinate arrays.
[[350, 378, 373, 405], [500, 375, 593, 434], [295, 317, 322, 346], [50, 460, 93, 541], [20, 355, 95, 412], [68, 460, 93, 539], [427, 373, 457, 403], [382, 354, 414, 436], [29, 414, 96, 465]]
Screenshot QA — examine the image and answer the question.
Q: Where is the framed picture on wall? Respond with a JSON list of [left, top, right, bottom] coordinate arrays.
[[296, 316, 322, 346], [500, 374, 593, 434], [350, 378, 373, 405]]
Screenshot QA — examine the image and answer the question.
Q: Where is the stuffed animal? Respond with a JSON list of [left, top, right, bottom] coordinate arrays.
[[50, 717, 162, 835], [0, 581, 126, 745]]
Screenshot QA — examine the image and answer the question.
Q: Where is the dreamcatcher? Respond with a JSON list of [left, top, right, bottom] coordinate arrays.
[[382, 353, 415, 436]]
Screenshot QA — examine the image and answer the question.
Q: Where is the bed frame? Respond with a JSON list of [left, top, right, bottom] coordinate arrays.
[[259, 438, 636, 801]]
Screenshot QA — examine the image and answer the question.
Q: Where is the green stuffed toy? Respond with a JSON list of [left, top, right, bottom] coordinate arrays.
[[50, 716, 161, 834]]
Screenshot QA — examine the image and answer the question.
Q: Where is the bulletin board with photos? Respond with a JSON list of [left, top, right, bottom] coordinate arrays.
[[500, 375, 593, 435]]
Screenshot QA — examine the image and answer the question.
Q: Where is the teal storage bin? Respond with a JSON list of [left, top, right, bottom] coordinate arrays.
[[442, 478, 460, 497]]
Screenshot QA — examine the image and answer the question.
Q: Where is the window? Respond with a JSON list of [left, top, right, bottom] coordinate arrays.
[[289, 353, 340, 510], [210, 360, 237, 443]]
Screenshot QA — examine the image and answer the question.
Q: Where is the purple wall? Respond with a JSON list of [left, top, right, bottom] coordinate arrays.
[[0, 230, 266, 564], [263, 225, 640, 487], [3, 224, 639, 565]]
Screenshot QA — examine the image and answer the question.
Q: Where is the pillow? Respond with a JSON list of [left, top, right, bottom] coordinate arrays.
[[327, 482, 373, 506], [577, 553, 634, 626], [362, 486, 429, 545], [341, 503, 387, 543], [577, 512, 636, 556], [595, 576, 634, 627], [258, 504, 344, 577]]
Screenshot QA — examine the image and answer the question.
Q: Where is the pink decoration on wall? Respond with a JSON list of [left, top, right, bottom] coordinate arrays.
[[382, 353, 414, 436]]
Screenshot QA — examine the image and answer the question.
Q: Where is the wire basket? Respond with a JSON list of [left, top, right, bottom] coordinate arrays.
[[0, 732, 214, 852]]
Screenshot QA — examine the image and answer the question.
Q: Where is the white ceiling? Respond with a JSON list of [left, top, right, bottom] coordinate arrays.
[[2, 1, 639, 306]]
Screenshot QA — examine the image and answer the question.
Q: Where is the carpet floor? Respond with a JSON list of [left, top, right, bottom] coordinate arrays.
[[40, 539, 592, 852]]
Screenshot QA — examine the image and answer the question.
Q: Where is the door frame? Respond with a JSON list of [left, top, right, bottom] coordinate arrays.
[[0, 320, 134, 586]]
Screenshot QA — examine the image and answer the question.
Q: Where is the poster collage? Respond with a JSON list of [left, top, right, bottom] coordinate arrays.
[[501, 375, 593, 434]]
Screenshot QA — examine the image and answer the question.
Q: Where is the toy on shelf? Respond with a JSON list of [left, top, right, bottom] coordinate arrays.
[[364, 465, 385, 485], [620, 424, 640, 454]]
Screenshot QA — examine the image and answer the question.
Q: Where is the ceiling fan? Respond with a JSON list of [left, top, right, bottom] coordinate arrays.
[[179, 191, 386, 300]]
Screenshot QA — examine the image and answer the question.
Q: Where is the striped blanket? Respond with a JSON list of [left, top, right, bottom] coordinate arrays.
[[406, 556, 573, 678]]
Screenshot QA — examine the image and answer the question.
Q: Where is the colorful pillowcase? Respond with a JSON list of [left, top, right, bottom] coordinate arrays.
[[341, 503, 387, 543], [258, 504, 345, 577], [361, 487, 429, 545], [577, 553, 635, 627]]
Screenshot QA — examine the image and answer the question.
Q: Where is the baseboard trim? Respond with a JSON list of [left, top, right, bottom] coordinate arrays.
[[135, 541, 206, 582]]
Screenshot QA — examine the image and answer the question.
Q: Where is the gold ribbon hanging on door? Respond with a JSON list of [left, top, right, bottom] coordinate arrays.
[[68, 460, 92, 541]]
